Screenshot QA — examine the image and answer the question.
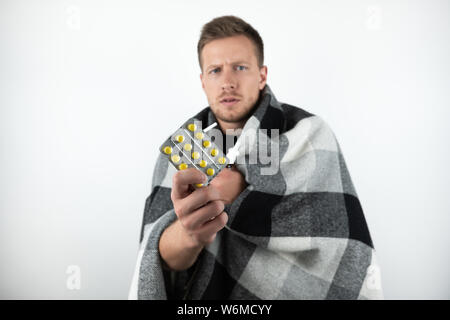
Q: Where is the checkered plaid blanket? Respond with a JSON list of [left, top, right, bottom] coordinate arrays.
[[129, 85, 383, 300]]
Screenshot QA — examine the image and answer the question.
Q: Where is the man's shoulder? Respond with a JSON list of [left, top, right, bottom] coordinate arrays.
[[192, 106, 211, 123], [279, 102, 316, 132]]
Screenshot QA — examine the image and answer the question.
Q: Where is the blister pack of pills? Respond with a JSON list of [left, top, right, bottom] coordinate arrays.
[[159, 119, 229, 187]]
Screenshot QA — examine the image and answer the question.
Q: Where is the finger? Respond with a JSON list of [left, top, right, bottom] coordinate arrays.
[[182, 200, 225, 230], [176, 185, 222, 218], [194, 211, 229, 241], [171, 168, 207, 200]]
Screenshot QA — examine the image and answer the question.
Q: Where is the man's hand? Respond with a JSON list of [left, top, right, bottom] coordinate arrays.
[[159, 166, 248, 271], [171, 168, 229, 247], [209, 165, 248, 204]]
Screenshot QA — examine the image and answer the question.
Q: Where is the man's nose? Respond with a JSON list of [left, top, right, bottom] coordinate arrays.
[[221, 68, 237, 91]]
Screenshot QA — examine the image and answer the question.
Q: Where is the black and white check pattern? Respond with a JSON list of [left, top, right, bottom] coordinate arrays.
[[129, 85, 383, 300]]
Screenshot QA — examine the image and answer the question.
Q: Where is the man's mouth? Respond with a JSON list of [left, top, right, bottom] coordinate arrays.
[[220, 97, 240, 106]]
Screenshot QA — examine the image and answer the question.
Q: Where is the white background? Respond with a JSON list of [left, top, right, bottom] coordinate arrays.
[[1, 0, 449, 299]]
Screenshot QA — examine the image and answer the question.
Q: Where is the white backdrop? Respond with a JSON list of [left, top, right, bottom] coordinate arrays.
[[1, 0, 449, 299]]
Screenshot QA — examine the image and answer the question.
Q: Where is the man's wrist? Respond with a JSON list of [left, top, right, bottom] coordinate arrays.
[[174, 219, 205, 251], [159, 220, 204, 272]]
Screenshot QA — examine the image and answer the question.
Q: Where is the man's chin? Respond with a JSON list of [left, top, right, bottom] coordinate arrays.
[[214, 112, 249, 124]]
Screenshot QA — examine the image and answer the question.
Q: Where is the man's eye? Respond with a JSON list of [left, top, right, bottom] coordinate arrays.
[[210, 68, 220, 74], [236, 66, 247, 71]]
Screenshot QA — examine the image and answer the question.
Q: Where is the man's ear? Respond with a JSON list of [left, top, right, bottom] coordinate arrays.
[[200, 73, 205, 90], [259, 65, 268, 90]]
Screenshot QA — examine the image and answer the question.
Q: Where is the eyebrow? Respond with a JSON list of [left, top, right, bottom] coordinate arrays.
[[206, 61, 250, 71]]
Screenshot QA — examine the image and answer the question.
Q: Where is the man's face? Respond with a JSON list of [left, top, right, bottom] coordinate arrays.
[[200, 35, 267, 130]]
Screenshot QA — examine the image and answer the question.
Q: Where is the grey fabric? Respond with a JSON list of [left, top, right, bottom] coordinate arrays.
[[129, 84, 383, 300]]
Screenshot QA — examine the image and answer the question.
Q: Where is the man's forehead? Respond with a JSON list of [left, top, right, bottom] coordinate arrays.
[[202, 35, 257, 69]]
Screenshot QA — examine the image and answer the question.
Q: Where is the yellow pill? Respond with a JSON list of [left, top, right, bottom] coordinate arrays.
[[179, 163, 188, 170], [188, 123, 196, 131], [171, 155, 180, 163], [175, 135, 184, 143], [206, 168, 215, 176], [163, 146, 172, 154], [195, 132, 204, 140], [192, 151, 200, 159], [210, 148, 218, 156], [195, 183, 204, 188], [184, 143, 192, 151], [218, 157, 226, 164], [199, 160, 207, 168], [203, 140, 211, 148]]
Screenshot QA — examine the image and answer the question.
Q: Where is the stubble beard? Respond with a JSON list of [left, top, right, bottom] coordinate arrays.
[[211, 92, 262, 125]]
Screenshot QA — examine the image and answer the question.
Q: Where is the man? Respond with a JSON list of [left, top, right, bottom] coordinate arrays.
[[129, 15, 383, 300]]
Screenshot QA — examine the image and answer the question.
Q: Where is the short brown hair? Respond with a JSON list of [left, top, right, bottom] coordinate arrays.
[[197, 15, 264, 72]]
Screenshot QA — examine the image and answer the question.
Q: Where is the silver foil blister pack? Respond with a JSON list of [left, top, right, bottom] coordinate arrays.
[[159, 119, 229, 187]]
